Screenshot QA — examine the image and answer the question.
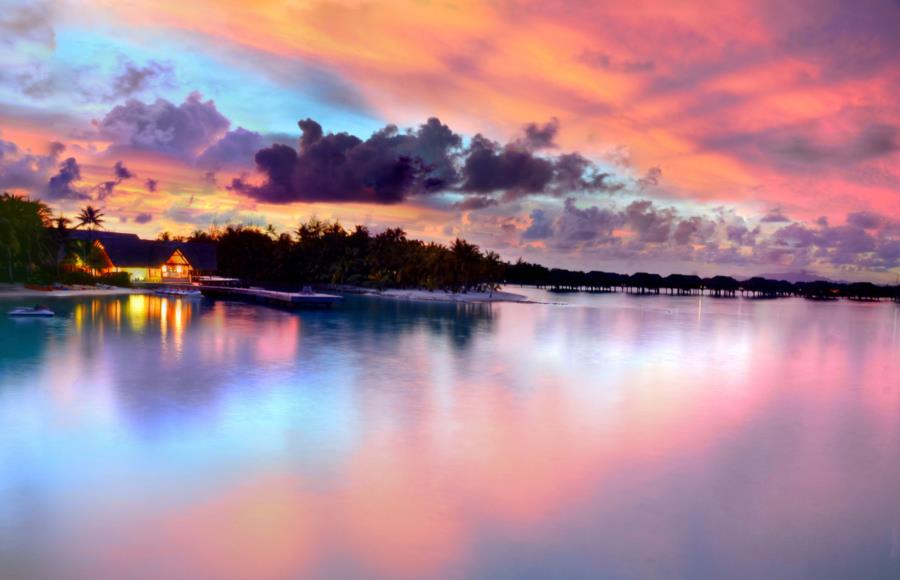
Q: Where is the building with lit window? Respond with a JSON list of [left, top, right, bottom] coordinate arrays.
[[67, 231, 217, 283]]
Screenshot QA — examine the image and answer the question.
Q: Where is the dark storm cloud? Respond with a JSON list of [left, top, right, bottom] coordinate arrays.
[[113, 160, 134, 181], [552, 152, 622, 194], [402, 117, 463, 189], [297, 118, 323, 149], [46, 157, 88, 199], [460, 137, 622, 200], [519, 118, 559, 149], [94, 92, 230, 157], [454, 196, 498, 211], [234, 117, 461, 204], [134, 212, 153, 224], [233, 116, 628, 206], [461, 134, 555, 196]]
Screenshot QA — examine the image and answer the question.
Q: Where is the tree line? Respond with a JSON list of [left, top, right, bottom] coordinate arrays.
[[171, 219, 505, 292], [2, 192, 898, 300], [0, 193, 115, 284], [504, 260, 900, 301]]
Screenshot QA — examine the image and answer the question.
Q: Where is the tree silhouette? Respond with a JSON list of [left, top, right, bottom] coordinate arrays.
[[0, 193, 53, 281], [76, 206, 105, 231], [65, 240, 108, 275], [53, 215, 72, 231]]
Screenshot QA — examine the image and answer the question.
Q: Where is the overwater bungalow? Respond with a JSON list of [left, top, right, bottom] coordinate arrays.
[[68, 231, 217, 283]]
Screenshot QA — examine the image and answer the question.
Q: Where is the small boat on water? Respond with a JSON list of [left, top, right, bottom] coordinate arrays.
[[8, 305, 55, 317], [154, 287, 203, 297]]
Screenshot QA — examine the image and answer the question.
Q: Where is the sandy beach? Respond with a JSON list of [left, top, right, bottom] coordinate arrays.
[[0, 284, 148, 299]]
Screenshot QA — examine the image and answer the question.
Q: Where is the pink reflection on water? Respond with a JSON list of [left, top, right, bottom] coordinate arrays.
[[97, 474, 319, 580], [254, 315, 300, 365], [2, 296, 899, 578]]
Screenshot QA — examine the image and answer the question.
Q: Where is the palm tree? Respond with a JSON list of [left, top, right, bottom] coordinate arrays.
[[53, 215, 72, 231], [76, 205, 105, 231], [65, 240, 107, 275], [51, 215, 74, 277], [0, 193, 53, 281], [451, 238, 480, 291], [481, 250, 503, 296]]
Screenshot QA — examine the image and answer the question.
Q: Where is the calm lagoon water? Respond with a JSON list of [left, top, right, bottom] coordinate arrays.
[[1, 290, 899, 579]]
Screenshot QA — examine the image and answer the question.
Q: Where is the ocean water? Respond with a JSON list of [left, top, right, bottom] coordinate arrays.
[[1, 290, 899, 579]]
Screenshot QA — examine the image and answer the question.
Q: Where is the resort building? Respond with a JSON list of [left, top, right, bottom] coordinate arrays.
[[68, 231, 217, 283]]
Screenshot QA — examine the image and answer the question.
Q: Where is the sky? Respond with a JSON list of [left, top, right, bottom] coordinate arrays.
[[0, 0, 898, 282]]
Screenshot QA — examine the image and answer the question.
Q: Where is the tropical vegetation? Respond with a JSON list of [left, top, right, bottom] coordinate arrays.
[[173, 219, 505, 293], [76, 205, 105, 231], [1, 193, 898, 300], [0, 193, 54, 282], [0, 194, 126, 285]]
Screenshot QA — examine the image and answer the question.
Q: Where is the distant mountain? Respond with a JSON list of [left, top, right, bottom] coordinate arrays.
[[757, 271, 831, 284]]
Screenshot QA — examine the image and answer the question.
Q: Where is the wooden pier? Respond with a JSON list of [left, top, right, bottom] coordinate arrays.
[[197, 285, 341, 308]]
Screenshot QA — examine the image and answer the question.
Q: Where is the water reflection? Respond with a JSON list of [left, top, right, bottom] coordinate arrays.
[[0, 293, 899, 579]]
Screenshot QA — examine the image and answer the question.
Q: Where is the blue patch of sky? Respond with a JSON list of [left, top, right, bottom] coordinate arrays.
[[44, 28, 386, 138]]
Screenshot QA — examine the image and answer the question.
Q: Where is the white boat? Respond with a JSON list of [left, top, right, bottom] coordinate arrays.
[[8, 305, 55, 317]]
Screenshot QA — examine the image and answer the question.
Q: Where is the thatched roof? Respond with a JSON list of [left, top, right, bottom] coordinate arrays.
[[175, 243, 217, 271], [69, 230, 141, 243], [96, 239, 176, 268], [68, 230, 217, 271]]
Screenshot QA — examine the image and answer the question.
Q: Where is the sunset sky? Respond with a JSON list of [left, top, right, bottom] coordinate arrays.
[[1, 0, 898, 281]]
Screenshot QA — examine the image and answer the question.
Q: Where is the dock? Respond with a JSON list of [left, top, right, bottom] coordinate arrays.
[[197, 285, 342, 308]]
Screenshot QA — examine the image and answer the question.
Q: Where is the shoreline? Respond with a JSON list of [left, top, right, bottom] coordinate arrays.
[[0, 283, 537, 305], [331, 285, 532, 304], [0, 284, 147, 299]]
